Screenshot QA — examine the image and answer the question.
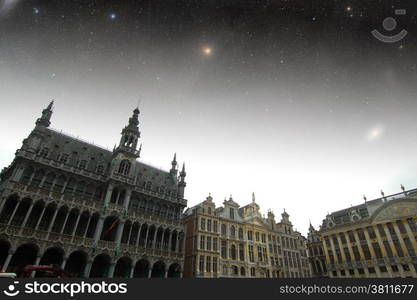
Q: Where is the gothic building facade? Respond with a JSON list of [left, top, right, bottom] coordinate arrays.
[[306, 223, 327, 277], [182, 193, 312, 278], [0, 102, 187, 278], [319, 189, 417, 278]]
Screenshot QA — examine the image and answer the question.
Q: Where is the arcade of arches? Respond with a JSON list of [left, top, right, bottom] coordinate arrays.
[[0, 239, 182, 278], [0, 192, 185, 278]]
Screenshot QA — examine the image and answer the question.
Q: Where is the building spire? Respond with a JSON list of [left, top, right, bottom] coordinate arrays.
[[252, 192, 256, 203], [36, 100, 54, 127], [115, 107, 141, 158]]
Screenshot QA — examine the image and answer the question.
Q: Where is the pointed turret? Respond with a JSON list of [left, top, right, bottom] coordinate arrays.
[[170, 153, 178, 174], [36, 100, 54, 127], [178, 162, 187, 199], [115, 107, 141, 158]]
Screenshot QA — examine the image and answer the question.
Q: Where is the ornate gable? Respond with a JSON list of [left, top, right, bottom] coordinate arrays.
[[372, 199, 417, 223]]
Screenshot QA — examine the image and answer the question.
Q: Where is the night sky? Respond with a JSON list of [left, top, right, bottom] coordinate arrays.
[[1, 0, 417, 234]]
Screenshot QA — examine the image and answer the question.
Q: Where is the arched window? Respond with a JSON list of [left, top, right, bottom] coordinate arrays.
[[221, 224, 227, 236], [118, 159, 131, 175], [230, 225, 236, 238], [232, 265, 238, 275], [238, 228, 243, 239], [239, 243, 244, 261], [230, 244, 236, 260], [250, 267, 256, 277]]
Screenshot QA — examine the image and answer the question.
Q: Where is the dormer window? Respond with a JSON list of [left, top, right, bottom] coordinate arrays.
[[229, 207, 234, 220], [39, 147, 49, 158], [118, 159, 131, 175], [59, 153, 69, 164], [96, 165, 104, 174], [78, 160, 88, 170]]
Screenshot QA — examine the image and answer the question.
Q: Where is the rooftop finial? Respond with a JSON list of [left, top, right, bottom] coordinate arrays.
[[363, 195, 367, 202], [252, 192, 256, 203], [401, 184, 405, 192]]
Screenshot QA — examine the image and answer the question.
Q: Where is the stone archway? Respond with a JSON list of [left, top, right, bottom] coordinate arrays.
[[151, 261, 166, 278], [8, 243, 38, 274], [167, 263, 181, 278], [10, 197, 32, 226], [65, 251, 87, 277], [89, 254, 111, 278], [133, 259, 150, 278], [36, 247, 65, 277], [0, 194, 19, 224], [114, 257, 132, 278]]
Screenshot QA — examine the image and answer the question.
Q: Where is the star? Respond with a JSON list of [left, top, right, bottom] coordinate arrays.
[[110, 13, 116, 20], [33, 8, 40, 15], [346, 6, 352, 12], [367, 125, 384, 141], [202, 46, 213, 56]]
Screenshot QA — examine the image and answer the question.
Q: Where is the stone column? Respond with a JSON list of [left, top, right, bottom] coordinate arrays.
[[0, 197, 7, 215], [164, 270, 168, 278], [382, 223, 404, 277], [83, 216, 92, 238], [84, 260, 93, 278], [160, 230, 166, 250], [31, 255, 42, 277], [175, 235, 180, 253], [1, 250, 14, 271], [152, 229, 158, 249], [144, 226, 150, 248], [363, 227, 381, 277], [115, 221, 125, 245], [21, 202, 35, 228], [148, 268, 152, 278], [46, 208, 60, 238], [373, 224, 393, 278], [108, 262, 116, 278], [352, 230, 369, 277], [168, 231, 173, 252], [123, 189, 132, 209], [94, 216, 105, 242], [71, 213, 82, 236], [35, 205, 47, 230], [7, 201, 21, 225], [129, 264, 135, 278], [61, 257, 67, 269], [135, 224, 142, 247], [59, 210, 70, 234], [403, 218, 417, 252], [321, 236, 331, 277], [104, 183, 114, 206], [127, 223, 133, 245]]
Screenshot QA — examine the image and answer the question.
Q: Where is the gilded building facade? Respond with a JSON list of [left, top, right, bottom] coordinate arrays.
[[183, 194, 311, 278], [319, 189, 417, 278], [0, 102, 187, 278]]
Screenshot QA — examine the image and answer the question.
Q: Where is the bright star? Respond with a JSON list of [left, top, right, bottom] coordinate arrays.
[[346, 6, 352, 12], [33, 8, 40, 14], [110, 13, 116, 20], [202, 47, 212, 56], [367, 125, 385, 141]]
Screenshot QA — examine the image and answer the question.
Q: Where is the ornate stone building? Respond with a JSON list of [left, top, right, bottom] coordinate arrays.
[[319, 188, 417, 278], [182, 193, 311, 278], [0, 102, 187, 278], [307, 223, 327, 277]]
